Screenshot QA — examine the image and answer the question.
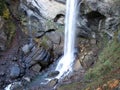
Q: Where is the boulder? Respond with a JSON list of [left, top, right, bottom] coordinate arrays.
[[47, 71, 59, 78], [46, 31, 61, 44], [5, 82, 23, 90], [31, 64, 41, 72], [47, 78, 58, 87], [21, 43, 33, 54], [25, 47, 51, 68]]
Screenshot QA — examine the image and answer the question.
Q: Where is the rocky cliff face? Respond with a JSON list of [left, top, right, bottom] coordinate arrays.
[[0, 0, 120, 90]]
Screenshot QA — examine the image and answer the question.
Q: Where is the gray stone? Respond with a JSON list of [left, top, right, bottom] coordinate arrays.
[[5, 82, 23, 90], [47, 78, 58, 87], [23, 77, 31, 82], [31, 64, 41, 72], [33, 49, 51, 67], [22, 43, 33, 54], [47, 71, 59, 78], [46, 31, 61, 44], [10, 64, 20, 79]]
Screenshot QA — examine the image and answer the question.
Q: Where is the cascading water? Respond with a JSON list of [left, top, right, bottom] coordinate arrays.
[[55, 0, 79, 79]]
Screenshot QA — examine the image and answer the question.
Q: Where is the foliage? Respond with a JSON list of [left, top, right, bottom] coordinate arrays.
[[0, 0, 10, 19], [40, 36, 48, 48], [3, 7, 10, 19]]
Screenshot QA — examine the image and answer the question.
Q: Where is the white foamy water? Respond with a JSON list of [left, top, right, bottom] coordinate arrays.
[[55, 0, 78, 79]]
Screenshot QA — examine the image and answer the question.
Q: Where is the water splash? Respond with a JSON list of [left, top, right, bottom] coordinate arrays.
[[55, 0, 79, 79]]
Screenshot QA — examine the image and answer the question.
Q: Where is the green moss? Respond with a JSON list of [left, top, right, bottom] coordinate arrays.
[[85, 33, 120, 89], [3, 7, 10, 19], [40, 36, 48, 48], [4, 19, 16, 47], [0, 0, 10, 19]]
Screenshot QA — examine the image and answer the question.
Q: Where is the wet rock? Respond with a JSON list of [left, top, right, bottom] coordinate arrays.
[[31, 64, 41, 72], [47, 71, 59, 78], [10, 64, 20, 79], [5, 82, 23, 90], [48, 78, 58, 87]]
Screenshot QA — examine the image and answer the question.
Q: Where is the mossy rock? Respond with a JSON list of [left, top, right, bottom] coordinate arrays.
[[4, 19, 16, 47], [0, 0, 10, 19]]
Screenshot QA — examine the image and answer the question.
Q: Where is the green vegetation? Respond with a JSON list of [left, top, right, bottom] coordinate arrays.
[[41, 36, 48, 47], [0, 0, 16, 48], [85, 34, 120, 89], [0, 0, 10, 19], [4, 20, 16, 47], [57, 82, 84, 90]]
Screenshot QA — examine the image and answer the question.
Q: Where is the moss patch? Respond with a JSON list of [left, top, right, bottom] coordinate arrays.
[[0, 0, 10, 19], [4, 19, 16, 47]]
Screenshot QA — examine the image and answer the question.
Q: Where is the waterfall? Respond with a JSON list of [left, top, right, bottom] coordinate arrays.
[[55, 0, 79, 79], [4, 0, 80, 89]]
